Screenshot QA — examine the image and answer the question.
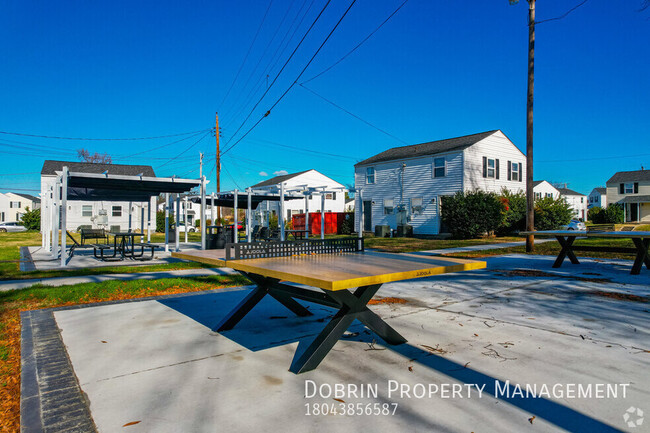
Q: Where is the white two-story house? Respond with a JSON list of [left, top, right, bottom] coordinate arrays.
[[606, 169, 650, 222], [588, 187, 607, 209], [556, 187, 588, 221], [533, 181, 560, 200], [354, 130, 526, 235], [0, 193, 41, 223]]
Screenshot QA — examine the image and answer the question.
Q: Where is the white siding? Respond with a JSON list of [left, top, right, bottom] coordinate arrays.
[[0, 193, 40, 223], [462, 130, 526, 193], [355, 151, 463, 235], [587, 189, 606, 209], [562, 194, 587, 220], [534, 181, 560, 200]]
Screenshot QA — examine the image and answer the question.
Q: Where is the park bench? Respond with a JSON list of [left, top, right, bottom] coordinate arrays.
[[132, 243, 159, 261], [80, 228, 109, 245]]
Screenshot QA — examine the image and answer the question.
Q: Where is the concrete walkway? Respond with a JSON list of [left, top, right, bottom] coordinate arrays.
[[0, 267, 238, 292], [413, 238, 554, 255]]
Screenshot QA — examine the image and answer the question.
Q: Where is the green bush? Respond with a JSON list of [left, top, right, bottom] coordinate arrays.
[[441, 190, 503, 239], [498, 190, 526, 235], [20, 207, 41, 231], [604, 204, 624, 224], [340, 212, 355, 235], [588, 206, 604, 223], [156, 210, 175, 232], [268, 214, 279, 229], [534, 196, 573, 230]]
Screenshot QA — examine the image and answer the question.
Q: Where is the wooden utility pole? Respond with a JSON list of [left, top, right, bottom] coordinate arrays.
[[215, 112, 221, 223], [525, 0, 535, 253]]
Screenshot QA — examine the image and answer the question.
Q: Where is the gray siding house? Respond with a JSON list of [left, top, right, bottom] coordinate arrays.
[[354, 130, 525, 235], [606, 169, 650, 222]]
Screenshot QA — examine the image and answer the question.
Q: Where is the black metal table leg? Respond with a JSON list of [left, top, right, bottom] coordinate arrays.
[[356, 309, 407, 345], [214, 286, 268, 332], [554, 236, 579, 267], [631, 238, 650, 275]]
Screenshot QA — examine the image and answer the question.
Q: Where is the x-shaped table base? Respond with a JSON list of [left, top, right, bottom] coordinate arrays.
[[553, 235, 650, 275], [215, 273, 407, 374]]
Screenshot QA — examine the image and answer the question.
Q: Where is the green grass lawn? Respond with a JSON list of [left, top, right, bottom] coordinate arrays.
[[363, 236, 522, 253]]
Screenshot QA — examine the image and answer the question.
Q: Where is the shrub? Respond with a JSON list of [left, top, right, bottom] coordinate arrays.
[[588, 206, 604, 223], [604, 204, 624, 224], [340, 212, 355, 235], [498, 190, 526, 235], [534, 196, 573, 230], [441, 190, 503, 239], [20, 207, 40, 231], [156, 210, 175, 232], [268, 214, 279, 229]]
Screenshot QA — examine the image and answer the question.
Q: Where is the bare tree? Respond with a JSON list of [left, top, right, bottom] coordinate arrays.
[[77, 149, 112, 164]]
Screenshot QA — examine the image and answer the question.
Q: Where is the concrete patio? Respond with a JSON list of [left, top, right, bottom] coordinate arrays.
[[21, 254, 649, 432]]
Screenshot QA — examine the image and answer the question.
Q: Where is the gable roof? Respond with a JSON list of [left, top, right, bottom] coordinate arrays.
[[533, 180, 546, 187], [606, 169, 650, 184], [41, 160, 155, 177], [251, 170, 311, 188], [354, 130, 500, 167], [12, 193, 41, 203], [592, 187, 606, 194], [557, 187, 585, 197]]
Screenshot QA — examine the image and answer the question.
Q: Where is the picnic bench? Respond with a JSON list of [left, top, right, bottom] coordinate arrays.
[[80, 228, 109, 246], [521, 230, 650, 275]]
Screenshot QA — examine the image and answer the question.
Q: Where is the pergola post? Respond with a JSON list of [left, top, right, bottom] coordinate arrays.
[[305, 194, 310, 239], [247, 187, 252, 242], [233, 189, 238, 244], [140, 203, 145, 242], [211, 193, 216, 225], [184, 196, 188, 243], [320, 192, 325, 240], [52, 177, 60, 259], [164, 192, 170, 252], [60, 167, 68, 267], [200, 176, 206, 250], [45, 187, 52, 251], [358, 189, 363, 238], [128, 200, 132, 232], [279, 183, 285, 241], [148, 196, 154, 242], [175, 194, 181, 252]]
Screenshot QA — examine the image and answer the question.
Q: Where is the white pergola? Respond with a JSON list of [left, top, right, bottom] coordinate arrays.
[[45, 167, 206, 267]]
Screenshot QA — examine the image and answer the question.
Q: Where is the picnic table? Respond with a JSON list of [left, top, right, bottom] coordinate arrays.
[[521, 230, 650, 275], [172, 238, 485, 373], [94, 232, 156, 261], [284, 229, 309, 240]]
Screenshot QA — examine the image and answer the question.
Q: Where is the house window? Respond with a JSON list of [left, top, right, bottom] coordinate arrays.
[[580, 197, 584, 203], [112, 206, 122, 217], [82, 205, 92, 217], [534, 192, 541, 200], [621, 182, 639, 194], [384, 198, 394, 215], [433, 158, 445, 178], [9, 201, 21, 208], [625, 183, 634, 194], [411, 197, 423, 214], [511, 162, 520, 181], [0, 212, 4, 222], [545, 193, 553, 198], [366, 167, 375, 184], [325, 193, 336, 200]]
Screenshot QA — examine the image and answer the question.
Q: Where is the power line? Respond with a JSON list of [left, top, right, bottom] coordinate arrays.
[[536, 0, 590, 24], [222, 0, 359, 156], [0, 128, 213, 141], [0, 171, 41, 176], [116, 131, 208, 159], [299, 84, 408, 144], [247, 137, 359, 160], [156, 132, 211, 169], [302, 0, 410, 84], [223, 0, 334, 147], [219, 0, 275, 109]]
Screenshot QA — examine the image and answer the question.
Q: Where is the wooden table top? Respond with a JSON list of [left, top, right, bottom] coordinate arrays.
[[521, 230, 650, 239], [172, 249, 486, 291]]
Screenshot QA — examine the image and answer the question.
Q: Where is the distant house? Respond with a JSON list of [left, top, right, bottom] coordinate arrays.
[[533, 181, 560, 200], [556, 187, 587, 220], [41, 160, 157, 232], [251, 169, 345, 222], [606, 169, 650, 222], [0, 192, 41, 223], [588, 187, 607, 209], [354, 130, 525, 235], [344, 197, 355, 212]]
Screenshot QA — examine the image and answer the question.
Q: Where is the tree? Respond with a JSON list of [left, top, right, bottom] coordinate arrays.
[[77, 149, 112, 164], [534, 197, 572, 230], [20, 207, 40, 230], [156, 210, 175, 233], [441, 190, 503, 239]]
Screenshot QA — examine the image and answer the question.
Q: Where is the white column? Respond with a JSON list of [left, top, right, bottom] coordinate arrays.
[[184, 196, 188, 243], [175, 194, 180, 251], [148, 196, 154, 242], [60, 167, 68, 267], [128, 201, 132, 232], [45, 187, 52, 251], [200, 176, 206, 250], [358, 189, 363, 238], [233, 189, 238, 244], [279, 184, 285, 241], [52, 178, 60, 259], [320, 192, 325, 240], [140, 203, 145, 242], [304, 195, 310, 239], [211, 193, 216, 225], [247, 188, 252, 242], [164, 192, 170, 252]]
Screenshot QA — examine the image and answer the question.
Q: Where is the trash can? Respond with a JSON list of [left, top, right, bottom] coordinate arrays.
[[396, 225, 413, 237]]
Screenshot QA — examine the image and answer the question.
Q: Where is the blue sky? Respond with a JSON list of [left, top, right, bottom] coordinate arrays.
[[0, 0, 648, 196]]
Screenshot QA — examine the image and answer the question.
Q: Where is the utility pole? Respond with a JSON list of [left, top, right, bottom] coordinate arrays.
[[215, 112, 221, 223], [199, 152, 204, 179], [525, 0, 535, 253]]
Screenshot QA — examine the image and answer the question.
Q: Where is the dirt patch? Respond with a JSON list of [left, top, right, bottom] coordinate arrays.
[[584, 291, 649, 303], [491, 269, 611, 284], [368, 297, 409, 305]]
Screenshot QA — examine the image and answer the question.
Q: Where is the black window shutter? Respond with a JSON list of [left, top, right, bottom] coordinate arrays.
[[620, 184, 624, 194], [482, 157, 487, 178], [507, 161, 512, 181], [634, 182, 639, 193], [520, 163, 523, 182], [495, 159, 500, 179]]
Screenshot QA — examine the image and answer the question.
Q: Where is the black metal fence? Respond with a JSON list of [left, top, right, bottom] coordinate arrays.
[[226, 237, 363, 260]]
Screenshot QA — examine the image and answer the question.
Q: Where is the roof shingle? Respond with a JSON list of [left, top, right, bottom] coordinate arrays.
[[606, 169, 650, 184], [251, 170, 311, 188], [41, 160, 155, 177]]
